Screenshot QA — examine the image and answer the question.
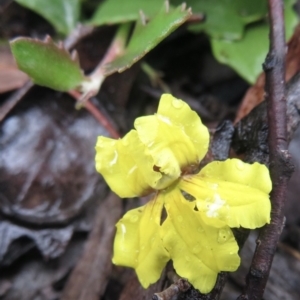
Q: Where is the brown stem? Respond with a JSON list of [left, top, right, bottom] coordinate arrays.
[[90, 23, 130, 78], [0, 80, 33, 122], [68, 90, 120, 138], [85, 99, 120, 138], [237, 1, 294, 299]]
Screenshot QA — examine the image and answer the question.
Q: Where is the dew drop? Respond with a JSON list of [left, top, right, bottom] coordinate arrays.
[[185, 255, 191, 261], [192, 243, 202, 253], [130, 214, 139, 223], [177, 215, 183, 222], [235, 160, 245, 171], [197, 227, 204, 233], [172, 99, 184, 108], [228, 265, 237, 272], [217, 228, 231, 243]]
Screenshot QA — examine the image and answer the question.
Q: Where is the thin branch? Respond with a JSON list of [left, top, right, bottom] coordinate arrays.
[[63, 24, 94, 50], [0, 80, 33, 122], [68, 90, 120, 139], [237, 0, 294, 299], [86, 23, 130, 87]]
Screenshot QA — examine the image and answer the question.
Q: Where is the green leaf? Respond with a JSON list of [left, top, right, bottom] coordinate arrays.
[[171, 0, 267, 40], [90, 0, 165, 26], [211, 24, 268, 84], [10, 37, 87, 91], [211, 0, 298, 83], [15, 0, 80, 35], [103, 4, 192, 75]]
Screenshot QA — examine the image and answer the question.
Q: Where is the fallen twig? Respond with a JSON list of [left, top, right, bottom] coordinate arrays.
[[0, 80, 33, 122], [237, 0, 294, 299]]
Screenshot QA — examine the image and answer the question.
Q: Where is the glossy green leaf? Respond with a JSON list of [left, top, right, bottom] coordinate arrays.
[[90, 0, 165, 26], [211, 24, 268, 84], [103, 4, 192, 75], [211, 0, 298, 83], [10, 37, 87, 91], [171, 0, 267, 40], [15, 0, 80, 35]]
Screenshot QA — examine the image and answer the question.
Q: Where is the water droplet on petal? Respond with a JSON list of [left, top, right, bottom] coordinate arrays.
[[185, 255, 191, 261], [172, 99, 184, 108], [109, 150, 118, 166], [228, 265, 237, 271], [217, 228, 231, 243], [235, 160, 245, 171], [130, 214, 139, 223], [205, 166, 211, 172], [197, 227, 204, 233], [192, 243, 202, 253], [177, 215, 183, 222]]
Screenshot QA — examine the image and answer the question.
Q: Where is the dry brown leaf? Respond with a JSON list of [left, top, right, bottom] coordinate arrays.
[[235, 24, 300, 123], [0, 45, 28, 93]]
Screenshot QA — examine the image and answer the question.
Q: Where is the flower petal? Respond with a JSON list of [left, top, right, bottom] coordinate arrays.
[[161, 188, 240, 293], [179, 159, 272, 229], [95, 130, 161, 197], [134, 94, 209, 189], [112, 195, 170, 288], [158, 94, 210, 161]]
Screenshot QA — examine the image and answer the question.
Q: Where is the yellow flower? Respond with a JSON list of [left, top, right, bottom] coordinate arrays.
[[95, 94, 272, 293]]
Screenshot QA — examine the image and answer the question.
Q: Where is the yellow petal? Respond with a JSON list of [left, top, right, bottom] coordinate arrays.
[[158, 94, 210, 161], [95, 130, 161, 197], [112, 195, 170, 288], [161, 188, 240, 293], [134, 94, 209, 189], [179, 159, 272, 229]]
